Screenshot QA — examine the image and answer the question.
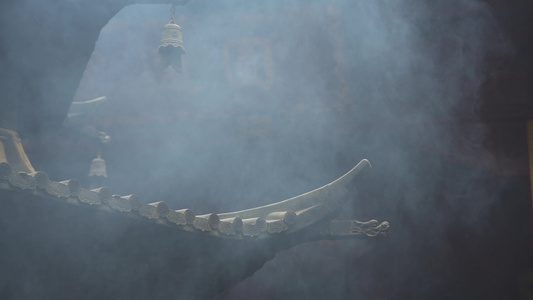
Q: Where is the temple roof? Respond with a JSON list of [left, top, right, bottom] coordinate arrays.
[[0, 145, 388, 240]]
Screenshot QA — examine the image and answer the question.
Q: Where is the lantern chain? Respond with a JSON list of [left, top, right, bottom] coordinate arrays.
[[170, 5, 176, 24]]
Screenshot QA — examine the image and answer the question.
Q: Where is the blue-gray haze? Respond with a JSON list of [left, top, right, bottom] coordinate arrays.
[[65, 0, 511, 298]]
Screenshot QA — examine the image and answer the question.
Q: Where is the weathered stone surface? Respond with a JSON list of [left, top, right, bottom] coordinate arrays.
[[78, 188, 101, 205]]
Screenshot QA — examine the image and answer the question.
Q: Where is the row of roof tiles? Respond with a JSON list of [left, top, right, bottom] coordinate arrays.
[[0, 160, 389, 240], [0, 161, 303, 239]]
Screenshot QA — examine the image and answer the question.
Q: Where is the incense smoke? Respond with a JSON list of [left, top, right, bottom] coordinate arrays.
[[66, 0, 511, 298]]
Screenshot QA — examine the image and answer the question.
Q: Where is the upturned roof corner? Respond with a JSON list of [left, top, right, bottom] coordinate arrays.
[[0, 130, 389, 241]]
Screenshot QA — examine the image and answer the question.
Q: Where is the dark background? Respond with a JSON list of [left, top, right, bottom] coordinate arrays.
[[0, 0, 532, 299]]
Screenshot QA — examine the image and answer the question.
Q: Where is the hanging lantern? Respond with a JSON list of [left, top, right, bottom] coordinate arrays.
[[88, 155, 107, 178], [158, 5, 185, 72]]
